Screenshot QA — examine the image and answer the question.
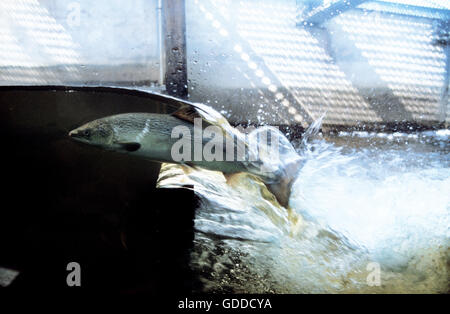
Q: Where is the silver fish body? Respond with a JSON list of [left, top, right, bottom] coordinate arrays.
[[69, 104, 302, 207], [69, 112, 248, 174]]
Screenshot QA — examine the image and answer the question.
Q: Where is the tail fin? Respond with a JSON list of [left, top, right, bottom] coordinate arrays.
[[265, 158, 302, 207], [173, 101, 305, 208], [246, 112, 326, 207], [244, 126, 303, 207]]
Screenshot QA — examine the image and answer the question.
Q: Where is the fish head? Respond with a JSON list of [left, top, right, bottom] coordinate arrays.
[[69, 118, 115, 148], [69, 114, 143, 153]]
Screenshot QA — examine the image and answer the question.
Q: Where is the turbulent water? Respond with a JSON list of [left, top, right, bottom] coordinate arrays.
[[157, 126, 450, 293]]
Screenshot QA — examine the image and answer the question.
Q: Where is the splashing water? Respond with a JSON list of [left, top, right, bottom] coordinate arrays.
[[157, 121, 449, 293]]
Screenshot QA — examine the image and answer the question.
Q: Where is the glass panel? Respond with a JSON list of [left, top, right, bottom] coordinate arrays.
[[186, 0, 449, 126], [0, 0, 163, 89]]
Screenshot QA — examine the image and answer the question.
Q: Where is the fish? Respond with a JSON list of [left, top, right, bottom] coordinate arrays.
[[69, 99, 303, 207]]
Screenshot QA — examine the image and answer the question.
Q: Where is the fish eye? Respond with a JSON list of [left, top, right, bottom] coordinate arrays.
[[83, 129, 91, 137]]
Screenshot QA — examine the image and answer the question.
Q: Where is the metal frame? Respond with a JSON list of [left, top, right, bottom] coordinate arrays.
[[162, 0, 188, 99], [297, 0, 367, 26], [297, 0, 450, 27]]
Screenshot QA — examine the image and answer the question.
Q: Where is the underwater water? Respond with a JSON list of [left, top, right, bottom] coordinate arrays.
[[157, 126, 449, 293]]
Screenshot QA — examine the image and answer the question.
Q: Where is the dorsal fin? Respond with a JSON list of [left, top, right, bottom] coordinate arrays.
[[171, 104, 203, 124], [172, 101, 250, 154]]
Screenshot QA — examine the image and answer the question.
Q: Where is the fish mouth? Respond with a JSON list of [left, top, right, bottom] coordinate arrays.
[[68, 129, 81, 139], [68, 128, 88, 143]]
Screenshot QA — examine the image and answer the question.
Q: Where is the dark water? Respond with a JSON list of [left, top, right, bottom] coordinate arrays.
[[0, 87, 199, 293]]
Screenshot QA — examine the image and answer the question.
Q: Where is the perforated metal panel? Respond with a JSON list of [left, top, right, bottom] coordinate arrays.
[[191, 0, 449, 126], [237, 0, 382, 125], [333, 10, 447, 122]]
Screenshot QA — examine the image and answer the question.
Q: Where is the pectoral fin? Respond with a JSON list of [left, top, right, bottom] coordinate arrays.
[[116, 142, 141, 152]]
